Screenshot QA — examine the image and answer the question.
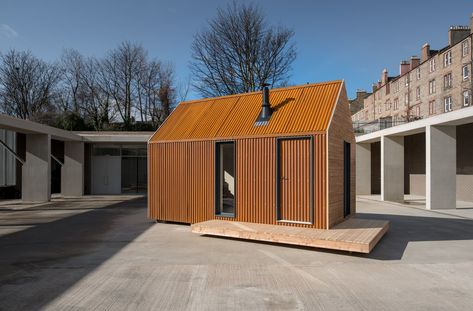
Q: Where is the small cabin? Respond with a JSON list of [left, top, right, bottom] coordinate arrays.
[[148, 80, 355, 229]]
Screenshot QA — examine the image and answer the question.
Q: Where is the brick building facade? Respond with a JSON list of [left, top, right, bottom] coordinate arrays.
[[352, 15, 473, 129]]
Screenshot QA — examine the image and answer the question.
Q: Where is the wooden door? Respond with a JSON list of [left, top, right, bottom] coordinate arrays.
[[277, 137, 312, 223]]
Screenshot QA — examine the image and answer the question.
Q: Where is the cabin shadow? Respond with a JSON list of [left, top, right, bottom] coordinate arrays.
[[0, 196, 151, 310], [355, 212, 473, 260]]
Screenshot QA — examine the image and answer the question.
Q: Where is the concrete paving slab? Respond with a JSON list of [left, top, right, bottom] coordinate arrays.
[[0, 195, 472, 310]]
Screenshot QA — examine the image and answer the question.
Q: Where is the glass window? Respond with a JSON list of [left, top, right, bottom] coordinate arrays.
[[429, 100, 436, 115], [429, 79, 436, 94], [444, 96, 453, 112], [464, 91, 471, 107], [444, 73, 452, 89], [430, 58, 436, 72], [444, 51, 452, 67], [463, 65, 469, 81], [92, 146, 120, 156], [463, 41, 469, 57], [122, 146, 147, 156], [216, 142, 235, 216]]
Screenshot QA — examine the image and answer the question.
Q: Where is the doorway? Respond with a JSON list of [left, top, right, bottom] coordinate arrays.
[[344, 141, 351, 217], [277, 137, 313, 224]]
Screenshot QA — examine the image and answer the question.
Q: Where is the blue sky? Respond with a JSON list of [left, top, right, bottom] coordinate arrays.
[[0, 0, 472, 100]]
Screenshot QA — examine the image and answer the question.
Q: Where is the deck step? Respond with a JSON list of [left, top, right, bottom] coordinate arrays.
[[191, 218, 389, 254]]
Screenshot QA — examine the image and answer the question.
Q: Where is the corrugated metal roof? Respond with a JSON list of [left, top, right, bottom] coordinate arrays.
[[150, 80, 343, 142]]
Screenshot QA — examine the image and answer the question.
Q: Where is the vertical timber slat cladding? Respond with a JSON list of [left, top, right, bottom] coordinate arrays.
[[148, 134, 328, 229], [148, 80, 355, 230], [327, 84, 356, 228], [278, 138, 311, 223]]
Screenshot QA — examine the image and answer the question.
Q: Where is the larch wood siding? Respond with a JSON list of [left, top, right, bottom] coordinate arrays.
[[327, 85, 356, 228], [278, 138, 311, 223], [148, 134, 327, 229]]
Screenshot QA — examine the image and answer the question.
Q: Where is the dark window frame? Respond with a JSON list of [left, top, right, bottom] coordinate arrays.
[[214, 141, 237, 218], [343, 141, 351, 218]]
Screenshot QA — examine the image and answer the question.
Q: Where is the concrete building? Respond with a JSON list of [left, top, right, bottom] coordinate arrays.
[[354, 13, 473, 209], [0, 114, 152, 201]]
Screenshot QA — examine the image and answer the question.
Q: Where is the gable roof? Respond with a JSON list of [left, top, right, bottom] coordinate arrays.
[[150, 80, 343, 142]]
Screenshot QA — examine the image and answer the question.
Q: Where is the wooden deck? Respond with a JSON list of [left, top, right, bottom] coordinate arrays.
[[191, 218, 389, 254]]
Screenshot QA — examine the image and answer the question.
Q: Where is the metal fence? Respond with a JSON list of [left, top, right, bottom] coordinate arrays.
[[352, 119, 409, 135]]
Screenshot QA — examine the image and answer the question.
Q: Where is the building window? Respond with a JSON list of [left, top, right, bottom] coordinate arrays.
[[215, 141, 236, 217], [413, 105, 421, 117], [463, 40, 470, 57], [416, 86, 421, 100], [378, 103, 382, 114], [385, 101, 391, 111], [444, 96, 453, 112], [394, 98, 399, 110], [416, 67, 421, 80], [405, 75, 410, 87], [444, 50, 452, 67], [429, 79, 436, 94], [429, 58, 436, 72], [404, 93, 409, 106], [463, 65, 469, 81], [443, 73, 452, 89], [464, 91, 471, 107], [429, 100, 436, 115]]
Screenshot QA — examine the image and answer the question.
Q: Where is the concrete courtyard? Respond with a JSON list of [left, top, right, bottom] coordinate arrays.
[[0, 196, 472, 310]]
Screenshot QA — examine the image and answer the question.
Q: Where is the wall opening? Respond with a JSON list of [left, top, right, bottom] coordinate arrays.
[[215, 142, 236, 217]]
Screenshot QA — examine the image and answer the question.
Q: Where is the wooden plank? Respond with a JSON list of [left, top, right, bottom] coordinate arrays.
[[191, 218, 389, 254]]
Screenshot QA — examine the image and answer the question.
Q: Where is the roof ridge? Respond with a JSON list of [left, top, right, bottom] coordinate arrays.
[[181, 80, 343, 105]]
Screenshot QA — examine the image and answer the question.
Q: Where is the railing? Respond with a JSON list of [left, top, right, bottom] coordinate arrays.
[[352, 119, 410, 135]]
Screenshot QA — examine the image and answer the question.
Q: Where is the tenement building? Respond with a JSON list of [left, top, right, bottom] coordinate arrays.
[[353, 14, 473, 209]]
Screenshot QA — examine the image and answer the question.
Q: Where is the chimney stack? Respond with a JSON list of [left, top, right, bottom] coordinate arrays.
[[381, 69, 388, 85], [421, 43, 430, 62], [257, 83, 272, 122], [356, 89, 368, 101], [471, 13, 473, 34], [400, 60, 410, 76], [448, 25, 470, 46], [410, 56, 420, 70], [371, 83, 377, 93]]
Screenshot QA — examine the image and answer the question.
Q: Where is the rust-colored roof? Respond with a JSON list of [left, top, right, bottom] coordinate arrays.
[[150, 80, 343, 142]]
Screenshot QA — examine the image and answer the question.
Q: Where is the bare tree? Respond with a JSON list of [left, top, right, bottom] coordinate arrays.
[[80, 57, 113, 130], [190, 2, 296, 97], [0, 50, 60, 120], [100, 42, 147, 129], [59, 49, 85, 113]]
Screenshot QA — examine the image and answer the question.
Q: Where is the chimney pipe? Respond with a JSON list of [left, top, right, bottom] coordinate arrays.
[[257, 83, 272, 122]]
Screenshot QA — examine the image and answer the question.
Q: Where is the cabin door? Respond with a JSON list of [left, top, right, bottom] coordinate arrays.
[[277, 137, 312, 224]]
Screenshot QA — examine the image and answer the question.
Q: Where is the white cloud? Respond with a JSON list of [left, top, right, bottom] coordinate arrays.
[[0, 24, 18, 39]]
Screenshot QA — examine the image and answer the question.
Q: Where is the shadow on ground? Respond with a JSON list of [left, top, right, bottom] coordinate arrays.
[[0, 196, 150, 310], [356, 212, 473, 260]]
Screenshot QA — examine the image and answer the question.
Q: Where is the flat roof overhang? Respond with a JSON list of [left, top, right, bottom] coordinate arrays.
[[356, 106, 473, 143], [76, 132, 153, 143], [0, 114, 153, 143], [0, 114, 82, 141]]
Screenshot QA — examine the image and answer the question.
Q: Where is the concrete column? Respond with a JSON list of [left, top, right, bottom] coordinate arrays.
[[426, 125, 456, 210], [381, 135, 404, 202], [61, 141, 84, 196], [22, 134, 51, 202], [356, 143, 371, 195]]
